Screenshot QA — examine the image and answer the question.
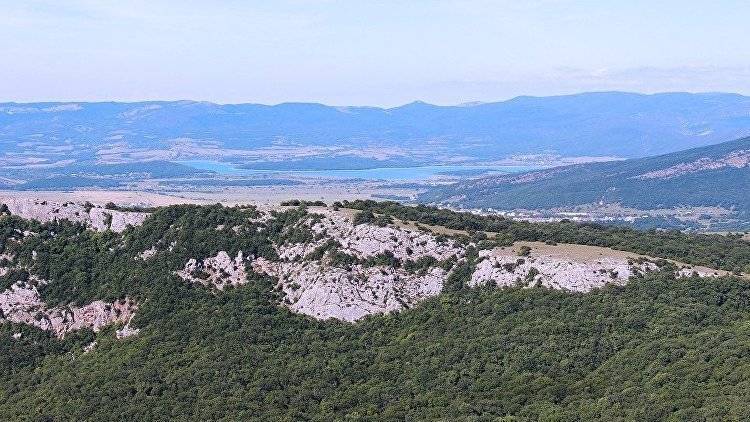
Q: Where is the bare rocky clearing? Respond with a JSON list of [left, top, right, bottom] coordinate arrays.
[[471, 242, 727, 291]]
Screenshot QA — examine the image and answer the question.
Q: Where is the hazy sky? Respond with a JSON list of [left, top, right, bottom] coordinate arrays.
[[3, 0, 750, 106]]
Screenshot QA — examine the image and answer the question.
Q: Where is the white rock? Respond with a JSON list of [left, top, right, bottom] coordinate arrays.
[[116, 319, 140, 339], [177, 251, 248, 290], [307, 210, 462, 262], [469, 245, 721, 292], [137, 246, 157, 260], [0, 198, 148, 232], [0, 282, 138, 338], [253, 257, 445, 322], [469, 253, 631, 291]]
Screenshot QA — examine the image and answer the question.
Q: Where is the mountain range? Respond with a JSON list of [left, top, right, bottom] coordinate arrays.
[[3, 92, 750, 171]]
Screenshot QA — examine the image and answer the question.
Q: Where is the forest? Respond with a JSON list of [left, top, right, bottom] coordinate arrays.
[[1, 202, 749, 420]]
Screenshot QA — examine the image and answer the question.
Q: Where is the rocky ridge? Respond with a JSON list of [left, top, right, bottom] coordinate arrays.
[[634, 150, 750, 180], [253, 257, 445, 322], [0, 199, 143, 338], [1, 197, 148, 232], [470, 243, 722, 291], [176, 207, 728, 321], [244, 208, 460, 321], [0, 281, 137, 338], [0, 199, 735, 325]]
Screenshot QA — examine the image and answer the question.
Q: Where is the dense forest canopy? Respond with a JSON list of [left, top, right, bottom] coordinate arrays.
[[1, 202, 749, 420]]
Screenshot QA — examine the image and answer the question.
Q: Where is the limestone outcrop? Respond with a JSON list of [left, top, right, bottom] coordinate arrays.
[[470, 243, 723, 291], [177, 251, 248, 290], [253, 257, 444, 322], [0, 281, 137, 338], [0, 198, 148, 232]]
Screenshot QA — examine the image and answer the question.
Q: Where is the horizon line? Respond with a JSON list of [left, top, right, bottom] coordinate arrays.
[[0, 90, 747, 110]]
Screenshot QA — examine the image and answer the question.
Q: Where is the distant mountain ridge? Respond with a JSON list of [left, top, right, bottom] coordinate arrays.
[[420, 136, 750, 214], [2, 92, 750, 169]]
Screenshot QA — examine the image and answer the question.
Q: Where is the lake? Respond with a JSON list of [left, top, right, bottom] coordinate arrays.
[[178, 160, 542, 181]]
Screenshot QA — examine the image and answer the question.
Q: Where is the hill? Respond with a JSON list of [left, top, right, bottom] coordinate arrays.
[[2, 92, 750, 173], [1, 200, 750, 419], [421, 136, 750, 216]]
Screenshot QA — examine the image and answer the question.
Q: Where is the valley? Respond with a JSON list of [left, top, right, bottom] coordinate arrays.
[[4, 92, 750, 194], [3, 95, 749, 233]]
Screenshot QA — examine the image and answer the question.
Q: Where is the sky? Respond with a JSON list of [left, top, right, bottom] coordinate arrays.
[[2, 0, 750, 107]]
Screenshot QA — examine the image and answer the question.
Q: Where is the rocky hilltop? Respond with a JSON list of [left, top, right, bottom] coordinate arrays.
[[0, 198, 739, 337], [1, 198, 148, 232], [1, 198, 750, 420]]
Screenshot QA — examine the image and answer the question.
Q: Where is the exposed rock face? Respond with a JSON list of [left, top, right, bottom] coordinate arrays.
[[32, 204, 726, 326], [137, 247, 157, 260], [175, 210, 459, 320], [0, 282, 137, 338], [0, 198, 148, 232], [177, 251, 248, 290], [634, 150, 750, 180], [0, 208, 141, 338], [116, 322, 140, 339], [470, 243, 723, 291], [244, 209, 462, 321], [470, 250, 632, 291], [244, 209, 737, 322], [83, 341, 97, 353], [253, 257, 444, 322], [309, 210, 461, 261]]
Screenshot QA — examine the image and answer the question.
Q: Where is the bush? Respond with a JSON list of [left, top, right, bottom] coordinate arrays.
[[518, 245, 532, 256]]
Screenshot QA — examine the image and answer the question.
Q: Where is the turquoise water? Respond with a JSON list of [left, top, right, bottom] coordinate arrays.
[[180, 160, 244, 174], [178, 160, 541, 181]]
